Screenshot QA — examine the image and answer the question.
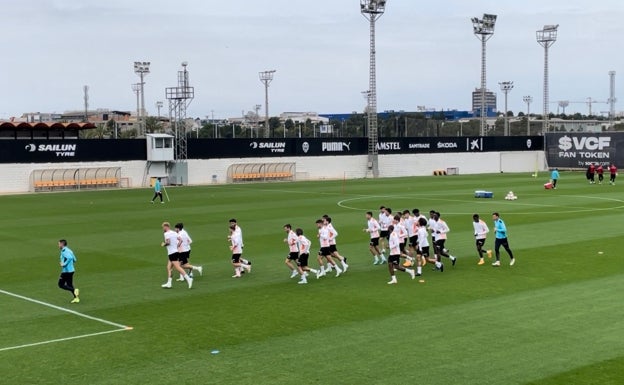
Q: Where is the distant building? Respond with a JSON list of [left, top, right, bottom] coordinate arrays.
[[279, 112, 328, 125], [472, 88, 497, 117]]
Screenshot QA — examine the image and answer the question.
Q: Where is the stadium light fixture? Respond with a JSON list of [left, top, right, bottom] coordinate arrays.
[[134, 61, 151, 136], [472, 13, 497, 136], [360, 0, 387, 178], [499, 81, 514, 136], [259, 70, 276, 138], [536, 24, 559, 134], [523, 95, 533, 135]]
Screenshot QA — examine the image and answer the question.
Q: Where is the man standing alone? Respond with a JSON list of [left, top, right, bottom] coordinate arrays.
[[151, 177, 164, 203], [58, 239, 80, 303], [550, 168, 560, 189], [492, 212, 515, 267]]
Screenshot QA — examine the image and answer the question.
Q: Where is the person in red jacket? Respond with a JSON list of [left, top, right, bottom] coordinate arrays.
[[587, 163, 596, 184], [596, 164, 604, 184], [609, 163, 617, 185]]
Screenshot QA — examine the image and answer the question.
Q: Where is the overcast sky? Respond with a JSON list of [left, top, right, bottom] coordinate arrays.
[[1, 0, 623, 120]]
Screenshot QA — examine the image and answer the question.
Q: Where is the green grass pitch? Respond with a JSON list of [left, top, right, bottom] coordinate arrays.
[[1, 172, 623, 385]]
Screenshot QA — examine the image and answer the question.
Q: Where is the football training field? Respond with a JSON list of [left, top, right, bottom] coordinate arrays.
[[1, 172, 623, 385]]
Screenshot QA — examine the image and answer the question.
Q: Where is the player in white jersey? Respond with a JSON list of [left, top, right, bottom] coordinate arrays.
[[364, 211, 385, 264], [175, 223, 202, 281], [386, 225, 416, 284], [316, 219, 342, 278], [415, 217, 433, 275], [472, 214, 492, 265], [432, 212, 457, 267], [392, 214, 409, 262], [378, 206, 391, 262], [229, 223, 251, 277], [295, 228, 319, 284], [402, 210, 416, 266], [322, 215, 349, 273], [284, 224, 300, 279], [229, 218, 252, 272], [161, 222, 193, 289]]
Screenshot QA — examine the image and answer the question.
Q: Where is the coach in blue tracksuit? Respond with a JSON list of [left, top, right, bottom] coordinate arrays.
[[58, 239, 80, 303], [550, 168, 560, 189], [151, 177, 164, 203], [491, 213, 515, 267]]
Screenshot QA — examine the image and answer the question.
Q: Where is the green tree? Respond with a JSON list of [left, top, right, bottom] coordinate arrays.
[[119, 128, 137, 138], [145, 116, 163, 133]]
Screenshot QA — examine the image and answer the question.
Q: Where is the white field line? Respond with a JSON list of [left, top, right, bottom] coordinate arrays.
[[0, 329, 127, 352], [0, 289, 129, 329], [0, 289, 133, 352]]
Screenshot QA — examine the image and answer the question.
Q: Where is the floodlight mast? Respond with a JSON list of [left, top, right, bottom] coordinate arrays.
[[134, 61, 150, 136], [472, 13, 497, 136], [499, 81, 514, 135], [165, 62, 194, 161], [608, 71, 616, 125], [536, 24, 559, 134], [132, 83, 141, 129], [259, 70, 276, 138], [523, 95, 533, 135], [360, 0, 387, 178]]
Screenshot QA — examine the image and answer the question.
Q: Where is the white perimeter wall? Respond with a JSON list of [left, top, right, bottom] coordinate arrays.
[[0, 151, 545, 193]]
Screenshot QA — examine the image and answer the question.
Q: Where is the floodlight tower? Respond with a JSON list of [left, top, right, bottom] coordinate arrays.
[[472, 13, 497, 136], [536, 24, 559, 134], [166, 62, 194, 161], [608, 71, 616, 125], [259, 70, 276, 138], [83, 85, 89, 123], [360, 0, 387, 178], [499, 81, 514, 135], [134, 61, 150, 136], [155, 101, 164, 118], [523, 95, 533, 135], [132, 83, 141, 128]]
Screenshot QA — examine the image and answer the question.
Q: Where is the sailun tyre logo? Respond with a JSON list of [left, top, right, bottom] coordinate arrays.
[[250, 142, 258, 149], [26, 143, 77, 157]]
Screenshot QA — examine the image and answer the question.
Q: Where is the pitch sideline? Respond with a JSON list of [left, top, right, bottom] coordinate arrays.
[[0, 288, 132, 352]]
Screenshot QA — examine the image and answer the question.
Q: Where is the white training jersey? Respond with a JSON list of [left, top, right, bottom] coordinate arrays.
[[230, 232, 243, 254], [367, 218, 380, 238], [327, 223, 338, 245], [318, 226, 330, 247], [164, 230, 178, 255], [428, 218, 438, 241], [232, 225, 243, 247], [406, 215, 417, 237], [395, 221, 408, 241], [298, 235, 311, 255], [473, 219, 489, 240], [287, 230, 299, 252], [436, 219, 450, 240], [178, 229, 192, 252], [379, 213, 391, 231], [417, 226, 429, 248], [389, 231, 401, 255]]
